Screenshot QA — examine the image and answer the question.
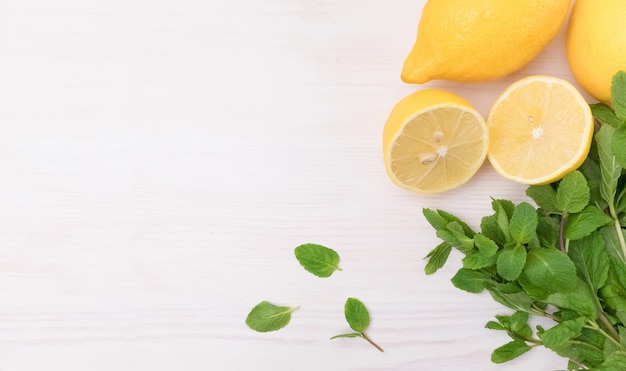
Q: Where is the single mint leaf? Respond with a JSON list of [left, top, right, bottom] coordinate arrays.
[[547, 278, 598, 318], [526, 184, 559, 213], [537, 215, 560, 249], [612, 125, 626, 169], [245, 301, 299, 332], [424, 242, 452, 275], [474, 234, 500, 257], [485, 321, 506, 331], [509, 202, 538, 244], [579, 156, 605, 210], [596, 125, 622, 212], [344, 297, 370, 333], [611, 70, 626, 122], [555, 171, 590, 215], [565, 205, 613, 240], [497, 243, 527, 281], [491, 339, 532, 364], [462, 251, 497, 270], [489, 287, 534, 312], [538, 317, 586, 351], [294, 243, 342, 278], [568, 233, 610, 292], [451, 268, 491, 293], [524, 248, 577, 293], [599, 225, 626, 263], [591, 103, 623, 128], [509, 311, 529, 333], [518, 272, 551, 300], [493, 199, 513, 242], [481, 213, 506, 246], [423, 208, 448, 231]]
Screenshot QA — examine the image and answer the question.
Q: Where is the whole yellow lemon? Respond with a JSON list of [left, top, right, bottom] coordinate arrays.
[[566, 0, 626, 104], [401, 0, 571, 84]]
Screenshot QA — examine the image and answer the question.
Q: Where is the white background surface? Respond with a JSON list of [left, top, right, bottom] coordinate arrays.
[[0, 1, 594, 370]]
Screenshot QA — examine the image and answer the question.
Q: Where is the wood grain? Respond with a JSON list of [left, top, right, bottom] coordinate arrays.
[[0, 0, 587, 369]]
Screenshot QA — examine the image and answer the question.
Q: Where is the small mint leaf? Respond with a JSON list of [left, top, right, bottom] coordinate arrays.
[[246, 301, 299, 332], [555, 171, 590, 215], [612, 125, 626, 169], [294, 243, 341, 278], [611, 70, 626, 122], [491, 339, 532, 364], [591, 103, 622, 128], [344, 297, 370, 333]]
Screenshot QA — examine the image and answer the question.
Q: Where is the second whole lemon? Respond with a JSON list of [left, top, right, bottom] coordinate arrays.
[[401, 0, 571, 84], [566, 0, 626, 104]]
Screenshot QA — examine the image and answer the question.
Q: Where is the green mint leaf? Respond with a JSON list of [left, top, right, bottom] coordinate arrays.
[[538, 317, 586, 351], [489, 286, 535, 312], [344, 297, 370, 333], [568, 233, 610, 292], [493, 199, 513, 242], [451, 268, 491, 293], [246, 301, 299, 332], [555, 170, 590, 215], [424, 242, 452, 275], [436, 209, 476, 237], [565, 205, 613, 240], [600, 225, 626, 263], [485, 321, 506, 331], [612, 125, 626, 169], [524, 248, 577, 293], [294, 243, 342, 278], [509, 311, 530, 332], [526, 184, 559, 213], [462, 251, 497, 270], [474, 234, 500, 257], [446, 221, 475, 251], [490, 339, 532, 364], [422, 208, 448, 231], [596, 125, 622, 213], [517, 273, 551, 300], [595, 351, 626, 370], [509, 202, 538, 244], [547, 278, 598, 318], [579, 156, 606, 210], [591, 103, 623, 128], [611, 70, 626, 122], [481, 213, 506, 246], [497, 243, 527, 281], [537, 215, 560, 249]]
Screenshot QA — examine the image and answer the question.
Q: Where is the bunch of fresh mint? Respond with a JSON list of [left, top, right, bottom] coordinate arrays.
[[424, 71, 626, 371]]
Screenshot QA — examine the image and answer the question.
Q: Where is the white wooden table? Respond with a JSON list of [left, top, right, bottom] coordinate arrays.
[[0, 1, 590, 370]]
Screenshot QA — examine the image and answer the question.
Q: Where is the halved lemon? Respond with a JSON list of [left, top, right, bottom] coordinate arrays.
[[382, 89, 489, 194], [487, 76, 594, 185]]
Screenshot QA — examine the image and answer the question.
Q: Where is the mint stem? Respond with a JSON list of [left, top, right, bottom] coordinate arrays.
[[613, 218, 626, 263], [361, 332, 384, 352], [558, 214, 567, 252]]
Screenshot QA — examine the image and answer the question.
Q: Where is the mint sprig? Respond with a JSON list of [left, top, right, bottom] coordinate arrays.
[[331, 297, 384, 352], [423, 70, 626, 369]]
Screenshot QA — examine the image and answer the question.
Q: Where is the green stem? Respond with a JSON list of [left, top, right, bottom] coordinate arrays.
[[587, 319, 623, 349], [613, 217, 626, 263], [559, 214, 568, 253], [361, 332, 384, 352]]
